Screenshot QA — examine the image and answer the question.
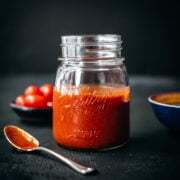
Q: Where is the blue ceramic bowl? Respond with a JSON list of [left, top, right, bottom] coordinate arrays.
[[148, 92, 180, 131]]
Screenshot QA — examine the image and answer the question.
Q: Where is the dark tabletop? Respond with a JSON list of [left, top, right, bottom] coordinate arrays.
[[0, 74, 180, 180]]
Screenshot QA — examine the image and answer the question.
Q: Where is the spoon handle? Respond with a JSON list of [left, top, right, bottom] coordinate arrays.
[[36, 146, 96, 175]]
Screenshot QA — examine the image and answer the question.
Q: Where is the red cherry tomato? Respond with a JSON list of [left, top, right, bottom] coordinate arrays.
[[15, 95, 26, 106], [47, 101, 53, 108], [24, 85, 42, 96], [40, 84, 53, 101], [24, 95, 47, 108]]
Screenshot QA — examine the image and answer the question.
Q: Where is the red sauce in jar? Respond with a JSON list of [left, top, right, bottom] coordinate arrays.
[[53, 85, 130, 150]]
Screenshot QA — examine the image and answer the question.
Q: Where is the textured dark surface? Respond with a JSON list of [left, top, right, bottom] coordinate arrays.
[[0, 74, 180, 180]]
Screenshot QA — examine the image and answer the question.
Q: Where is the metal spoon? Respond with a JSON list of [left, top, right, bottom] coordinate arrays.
[[3, 125, 96, 175]]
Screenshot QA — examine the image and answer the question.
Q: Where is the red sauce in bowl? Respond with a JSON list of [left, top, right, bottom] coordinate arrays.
[[151, 92, 180, 106], [53, 85, 130, 150]]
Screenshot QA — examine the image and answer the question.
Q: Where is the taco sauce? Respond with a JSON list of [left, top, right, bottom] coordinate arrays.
[[4, 125, 38, 149], [53, 85, 130, 150]]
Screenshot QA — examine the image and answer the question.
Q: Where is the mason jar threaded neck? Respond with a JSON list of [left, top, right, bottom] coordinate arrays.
[[58, 34, 123, 60]]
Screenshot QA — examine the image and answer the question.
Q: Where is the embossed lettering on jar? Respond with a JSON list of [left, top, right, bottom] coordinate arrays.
[[53, 35, 130, 150]]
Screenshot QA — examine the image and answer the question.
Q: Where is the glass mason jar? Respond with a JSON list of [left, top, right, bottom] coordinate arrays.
[[53, 34, 130, 150]]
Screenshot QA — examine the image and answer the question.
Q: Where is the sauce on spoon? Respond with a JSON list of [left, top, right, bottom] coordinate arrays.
[[4, 125, 39, 149]]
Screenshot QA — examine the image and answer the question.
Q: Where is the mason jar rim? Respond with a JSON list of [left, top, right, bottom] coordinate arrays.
[[59, 34, 123, 60], [61, 34, 122, 45]]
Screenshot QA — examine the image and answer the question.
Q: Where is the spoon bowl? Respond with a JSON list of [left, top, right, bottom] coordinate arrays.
[[4, 125, 96, 175]]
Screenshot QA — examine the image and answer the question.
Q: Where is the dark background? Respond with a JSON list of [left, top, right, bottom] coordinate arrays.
[[1, 0, 179, 75]]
